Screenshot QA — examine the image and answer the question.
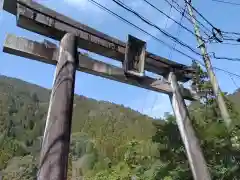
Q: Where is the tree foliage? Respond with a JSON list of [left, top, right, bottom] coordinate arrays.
[[0, 75, 240, 179]]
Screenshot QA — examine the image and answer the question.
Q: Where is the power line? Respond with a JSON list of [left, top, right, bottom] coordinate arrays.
[[209, 52, 240, 62], [222, 37, 240, 42], [228, 73, 240, 89], [162, 0, 240, 50], [111, 0, 202, 56], [209, 42, 240, 46], [87, 0, 240, 81], [149, 0, 175, 117], [212, 0, 240, 6], [166, 0, 213, 36], [167, 0, 240, 44], [221, 33, 240, 42], [195, 59, 240, 79], [215, 68, 240, 79], [183, 0, 216, 29], [181, 3, 240, 52], [87, 0, 200, 61], [164, 0, 174, 29], [222, 31, 240, 36], [168, 4, 187, 59], [183, 0, 240, 42], [141, 0, 206, 41]]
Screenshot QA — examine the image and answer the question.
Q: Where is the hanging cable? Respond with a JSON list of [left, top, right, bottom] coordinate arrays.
[[221, 31, 240, 42], [183, 0, 240, 42], [111, 0, 202, 56], [212, 0, 240, 6], [209, 52, 240, 62], [148, 0, 176, 116], [215, 68, 240, 79], [166, 0, 213, 36], [193, 59, 240, 79], [183, 0, 216, 29], [164, 0, 174, 29], [87, 0, 201, 61], [141, 0, 206, 41], [184, 0, 231, 43], [164, 0, 212, 38], [222, 31, 240, 36], [87, 0, 240, 81], [228, 73, 240, 89], [168, 4, 187, 59], [169, 0, 240, 44], [208, 42, 240, 46]]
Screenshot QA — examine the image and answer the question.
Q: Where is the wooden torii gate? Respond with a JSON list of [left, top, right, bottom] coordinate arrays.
[[2, 0, 211, 179]]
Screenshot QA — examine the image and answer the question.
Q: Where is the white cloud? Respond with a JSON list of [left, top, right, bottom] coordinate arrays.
[[62, 0, 181, 41]]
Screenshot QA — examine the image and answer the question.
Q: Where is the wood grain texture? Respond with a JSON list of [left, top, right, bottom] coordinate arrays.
[[2, 0, 196, 82], [38, 33, 77, 180], [168, 72, 211, 180], [3, 34, 198, 100]]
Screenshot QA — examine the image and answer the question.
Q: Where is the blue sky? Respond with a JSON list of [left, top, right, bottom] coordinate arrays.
[[0, 0, 240, 118]]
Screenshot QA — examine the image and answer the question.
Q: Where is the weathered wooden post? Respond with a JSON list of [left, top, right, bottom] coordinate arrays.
[[168, 72, 211, 180], [38, 33, 77, 180]]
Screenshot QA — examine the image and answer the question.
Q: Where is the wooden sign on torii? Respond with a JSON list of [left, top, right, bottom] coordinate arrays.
[[2, 0, 211, 180]]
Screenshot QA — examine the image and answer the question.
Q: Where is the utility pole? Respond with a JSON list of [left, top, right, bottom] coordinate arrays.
[[38, 33, 77, 180], [186, 0, 232, 128], [168, 72, 211, 180]]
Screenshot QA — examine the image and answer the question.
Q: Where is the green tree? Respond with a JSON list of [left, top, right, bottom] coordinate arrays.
[[2, 155, 37, 180]]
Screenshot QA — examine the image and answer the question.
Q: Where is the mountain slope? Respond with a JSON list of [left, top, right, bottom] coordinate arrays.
[[0, 75, 156, 170], [1, 75, 240, 179]]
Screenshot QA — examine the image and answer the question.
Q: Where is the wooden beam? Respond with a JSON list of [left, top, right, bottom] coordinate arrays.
[[3, 34, 198, 100], [168, 72, 211, 180], [3, 0, 194, 82], [3, 0, 16, 15], [38, 33, 77, 180]]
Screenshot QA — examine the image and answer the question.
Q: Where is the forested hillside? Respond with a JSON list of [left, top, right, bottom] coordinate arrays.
[[0, 75, 240, 179]]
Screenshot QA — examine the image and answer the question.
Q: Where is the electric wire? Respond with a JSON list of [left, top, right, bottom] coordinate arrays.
[[87, 0, 240, 80], [184, 0, 240, 42], [87, 0, 201, 61], [222, 31, 240, 36], [117, 0, 240, 118], [141, 0, 206, 41], [165, 0, 213, 36], [184, 0, 216, 29], [164, 0, 174, 30], [149, 0, 177, 116], [182, 0, 240, 62], [111, 0, 202, 56], [169, 4, 187, 59], [209, 52, 240, 62], [149, 0, 177, 117], [228, 73, 240, 89], [195, 59, 240, 79], [212, 0, 240, 6], [208, 42, 240, 46]]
